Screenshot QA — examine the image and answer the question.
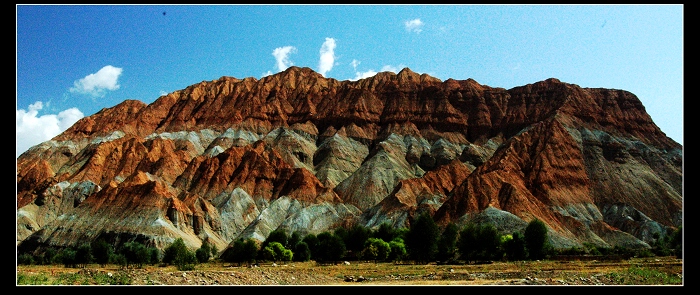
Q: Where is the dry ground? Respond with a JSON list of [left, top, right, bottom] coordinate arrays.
[[17, 256, 683, 286]]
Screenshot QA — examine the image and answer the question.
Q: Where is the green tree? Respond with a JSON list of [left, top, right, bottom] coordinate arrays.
[[316, 231, 346, 264], [479, 223, 503, 261], [38, 247, 58, 265], [223, 238, 258, 266], [196, 241, 212, 263], [289, 231, 303, 249], [75, 243, 94, 268], [163, 238, 186, 264], [163, 238, 197, 270], [362, 238, 391, 262], [524, 218, 549, 260], [457, 222, 479, 263], [394, 227, 410, 241], [266, 228, 289, 248], [148, 247, 161, 265], [293, 241, 311, 262], [110, 253, 127, 269], [405, 212, 440, 264], [302, 233, 320, 260], [504, 231, 528, 261], [91, 239, 114, 267], [475, 223, 502, 261], [120, 241, 150, 269], [222, 239, 245, 265], [280, 248, 293, 262], [174, 250, 197, 271], [669, 226, 682, 259], [57, 247, 77, 268], [345, 224, 371, 260], [263, 242, 292, 262], [457, 222, 502, 263], [436, 223, 459, 263], [334, 227, 349, 244], [261, 246, 276, 262], [241, 239, 259, 265], [209, 243, 219, 260], [372, 222, 396, 243], [388, 238, 407, 262], [18, 253, 34, 265], [260, 228, 289, 259]]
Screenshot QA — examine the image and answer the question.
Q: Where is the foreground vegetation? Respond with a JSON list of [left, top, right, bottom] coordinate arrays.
[[17, 217, 682, 285]]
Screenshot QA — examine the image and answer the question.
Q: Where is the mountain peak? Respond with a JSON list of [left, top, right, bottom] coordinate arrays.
[[16, 67, 682, 256]]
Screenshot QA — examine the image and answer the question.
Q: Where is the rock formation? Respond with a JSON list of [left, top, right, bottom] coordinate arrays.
[[16, 66, 682, 255]]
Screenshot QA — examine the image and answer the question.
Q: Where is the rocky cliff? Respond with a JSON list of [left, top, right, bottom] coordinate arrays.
[[16, 66, 682, 254]]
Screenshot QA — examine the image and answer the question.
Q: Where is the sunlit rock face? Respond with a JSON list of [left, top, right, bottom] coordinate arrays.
[[17, 67, 681, 254]]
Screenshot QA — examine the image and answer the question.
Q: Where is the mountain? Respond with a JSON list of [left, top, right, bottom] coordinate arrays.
[[16, 66, 682, 255]]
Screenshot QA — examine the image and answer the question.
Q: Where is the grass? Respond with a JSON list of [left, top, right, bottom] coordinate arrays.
[[603, 266, 683, 285], [17, 269, 133, 285], [16, 273, 49, 285]]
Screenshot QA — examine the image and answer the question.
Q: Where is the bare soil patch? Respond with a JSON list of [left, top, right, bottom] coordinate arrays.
[[17, 256, 683, 286]]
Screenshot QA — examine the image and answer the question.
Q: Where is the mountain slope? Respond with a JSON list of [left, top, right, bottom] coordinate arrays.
[[16, 66, 682, 254]]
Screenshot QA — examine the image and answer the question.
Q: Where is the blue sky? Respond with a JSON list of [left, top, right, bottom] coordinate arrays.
[[16, 4, 683, 158]]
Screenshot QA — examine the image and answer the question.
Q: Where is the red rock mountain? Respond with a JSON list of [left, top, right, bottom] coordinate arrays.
[[16, 66, 682, 254]]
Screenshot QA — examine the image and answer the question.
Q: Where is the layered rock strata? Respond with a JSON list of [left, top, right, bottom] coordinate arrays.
[[17, 67, 682, 254]]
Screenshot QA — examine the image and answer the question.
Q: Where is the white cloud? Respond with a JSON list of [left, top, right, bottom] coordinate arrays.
[[352, 70, 378, 81], [405, 18, 424, 33], [350, 59, 360, 71], [69, 65, 123, 97], [380, 65, 400, 73], [272, 46, 297, 72], [351, 65, 403, 81], [16, 101, 84, 158], [318, 38, 337, 77]]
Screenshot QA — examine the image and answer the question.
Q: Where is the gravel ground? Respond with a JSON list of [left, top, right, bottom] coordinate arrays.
[[17, 257, 684, 286]]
